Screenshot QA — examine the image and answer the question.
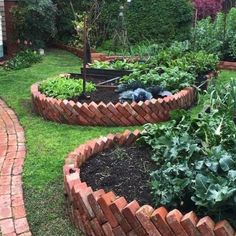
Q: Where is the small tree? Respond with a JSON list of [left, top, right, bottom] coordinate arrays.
[[12, 0, 57, 49]]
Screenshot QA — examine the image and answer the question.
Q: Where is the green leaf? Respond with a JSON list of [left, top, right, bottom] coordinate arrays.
[[219, 155, 235, 172]]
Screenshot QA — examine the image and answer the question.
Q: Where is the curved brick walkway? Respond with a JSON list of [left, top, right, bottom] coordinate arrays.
[[0, 100, 31, 236]]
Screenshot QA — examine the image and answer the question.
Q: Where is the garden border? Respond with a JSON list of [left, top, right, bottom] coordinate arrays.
[[31, 83, 196, 126], [64, 129, 235, 236], [219, 61, 236, 70]]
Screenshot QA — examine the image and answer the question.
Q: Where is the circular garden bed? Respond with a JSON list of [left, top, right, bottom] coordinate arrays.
[[31, 83, 196, 126], [64, 130, 235, 236]]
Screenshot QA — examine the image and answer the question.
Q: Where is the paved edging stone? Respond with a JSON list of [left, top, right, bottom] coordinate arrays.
[[0, 99, 31, 236]]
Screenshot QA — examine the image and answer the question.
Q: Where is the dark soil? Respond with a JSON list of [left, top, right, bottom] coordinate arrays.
[[72, 87, 119, 104], [80, 144, 156, 205]]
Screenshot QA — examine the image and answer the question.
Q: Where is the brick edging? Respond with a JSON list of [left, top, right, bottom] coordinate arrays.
[[31, 83, 196, 126], [0, 99, 31, 236], [53, 43, 139, 62], [64, 130, 235, 236], [218, 61, 236, 70]]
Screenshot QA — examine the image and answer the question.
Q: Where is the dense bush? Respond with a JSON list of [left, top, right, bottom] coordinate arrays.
[[4, 50, 42, 70], [141, 79, 236, 224], [125, 0, 193, 43], [39, 77, 96, 100], [52, 0, 193, 46], [12, 0, 57, 48]]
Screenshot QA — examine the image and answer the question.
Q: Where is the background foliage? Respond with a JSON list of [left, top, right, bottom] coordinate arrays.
[[53, 0, 193, 47], [12, 0, 57, 49]]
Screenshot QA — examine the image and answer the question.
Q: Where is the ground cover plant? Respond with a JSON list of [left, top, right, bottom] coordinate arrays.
[[0, 49, 124, 236], [4, 50, 42, 70], [140, 78, 236, 226]]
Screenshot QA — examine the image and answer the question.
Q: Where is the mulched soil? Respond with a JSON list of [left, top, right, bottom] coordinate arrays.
[[75, 87, 120, 104], [80, 144, 156, 205]]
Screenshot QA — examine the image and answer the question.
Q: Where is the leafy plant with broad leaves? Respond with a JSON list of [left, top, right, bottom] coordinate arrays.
[[140, 79, 236, 223], [192, 7, 236, 59], [39, 77, 96, 100], [170, 51, 219, 76], [4, 50, 42, 70], [121, 66, 195, 93]]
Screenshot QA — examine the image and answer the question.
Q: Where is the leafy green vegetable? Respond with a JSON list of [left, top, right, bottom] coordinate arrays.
[[140, 79, 236, 221], [39, 77, 96, 100], [121, 66, 195, 92]]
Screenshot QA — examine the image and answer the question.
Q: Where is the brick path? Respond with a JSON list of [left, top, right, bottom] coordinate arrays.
[[0, 100, 31, 236]]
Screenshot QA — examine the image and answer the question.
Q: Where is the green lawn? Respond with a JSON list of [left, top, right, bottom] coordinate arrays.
[[0, 49, 235, 236], [0, 49, 125, 236]]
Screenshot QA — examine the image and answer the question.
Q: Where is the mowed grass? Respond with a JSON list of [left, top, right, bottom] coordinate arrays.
[[0, 49, 125, 236], [0, 49, 235, 235]]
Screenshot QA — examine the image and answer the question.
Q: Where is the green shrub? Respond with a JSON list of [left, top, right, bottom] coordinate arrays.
[[39, 77, 96, 100], [53, 0, 193, 47], [4, 50, 42, 70], [12, 0, 57, 48], [140, 79, 236, 224], [125, 0, 193, 43]]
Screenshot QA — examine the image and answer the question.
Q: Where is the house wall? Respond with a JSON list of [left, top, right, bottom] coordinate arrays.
[[0, 0, 6, 41]]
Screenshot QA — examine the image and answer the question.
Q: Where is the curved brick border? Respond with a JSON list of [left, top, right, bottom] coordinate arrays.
[[31, 83, 196, 126], [64, 130, 235, 236], [0, 100, 31, 236], [219, 61, 236, 70]]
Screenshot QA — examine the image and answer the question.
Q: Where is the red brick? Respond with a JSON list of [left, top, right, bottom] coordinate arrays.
[[127, 230, 138, 236], [102, 222, 115, 236], [97, 192, 118, 228], [14, 217, 29, 234], [122, 200, 147, 236], [197, 216, 215, 236], [113, 226, 126, 236], [181, 211, 200, 236], [12, 205, 26, 219], [136, 205, 161, 236], [166, 209, 188, 236], [214, 220, 235, 236], [0, 218, 15, 234], [0, 194, 11, 207], [0, 206, 12, 219], [151, 207, 174, 236], [90, 218, 105, 236], [88, 189, 107, 225], [74, 186, 95, 220], [110, 197, 132, 233], [11, 194, 24, 207], [71, 182, 88, 210]]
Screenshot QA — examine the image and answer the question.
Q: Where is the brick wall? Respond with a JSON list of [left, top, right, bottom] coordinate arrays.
[[64, 130, 236, 236]]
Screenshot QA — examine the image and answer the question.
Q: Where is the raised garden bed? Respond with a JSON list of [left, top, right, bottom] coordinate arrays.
[[31, 83, 196, 126], [64, 130, 235, 236]]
